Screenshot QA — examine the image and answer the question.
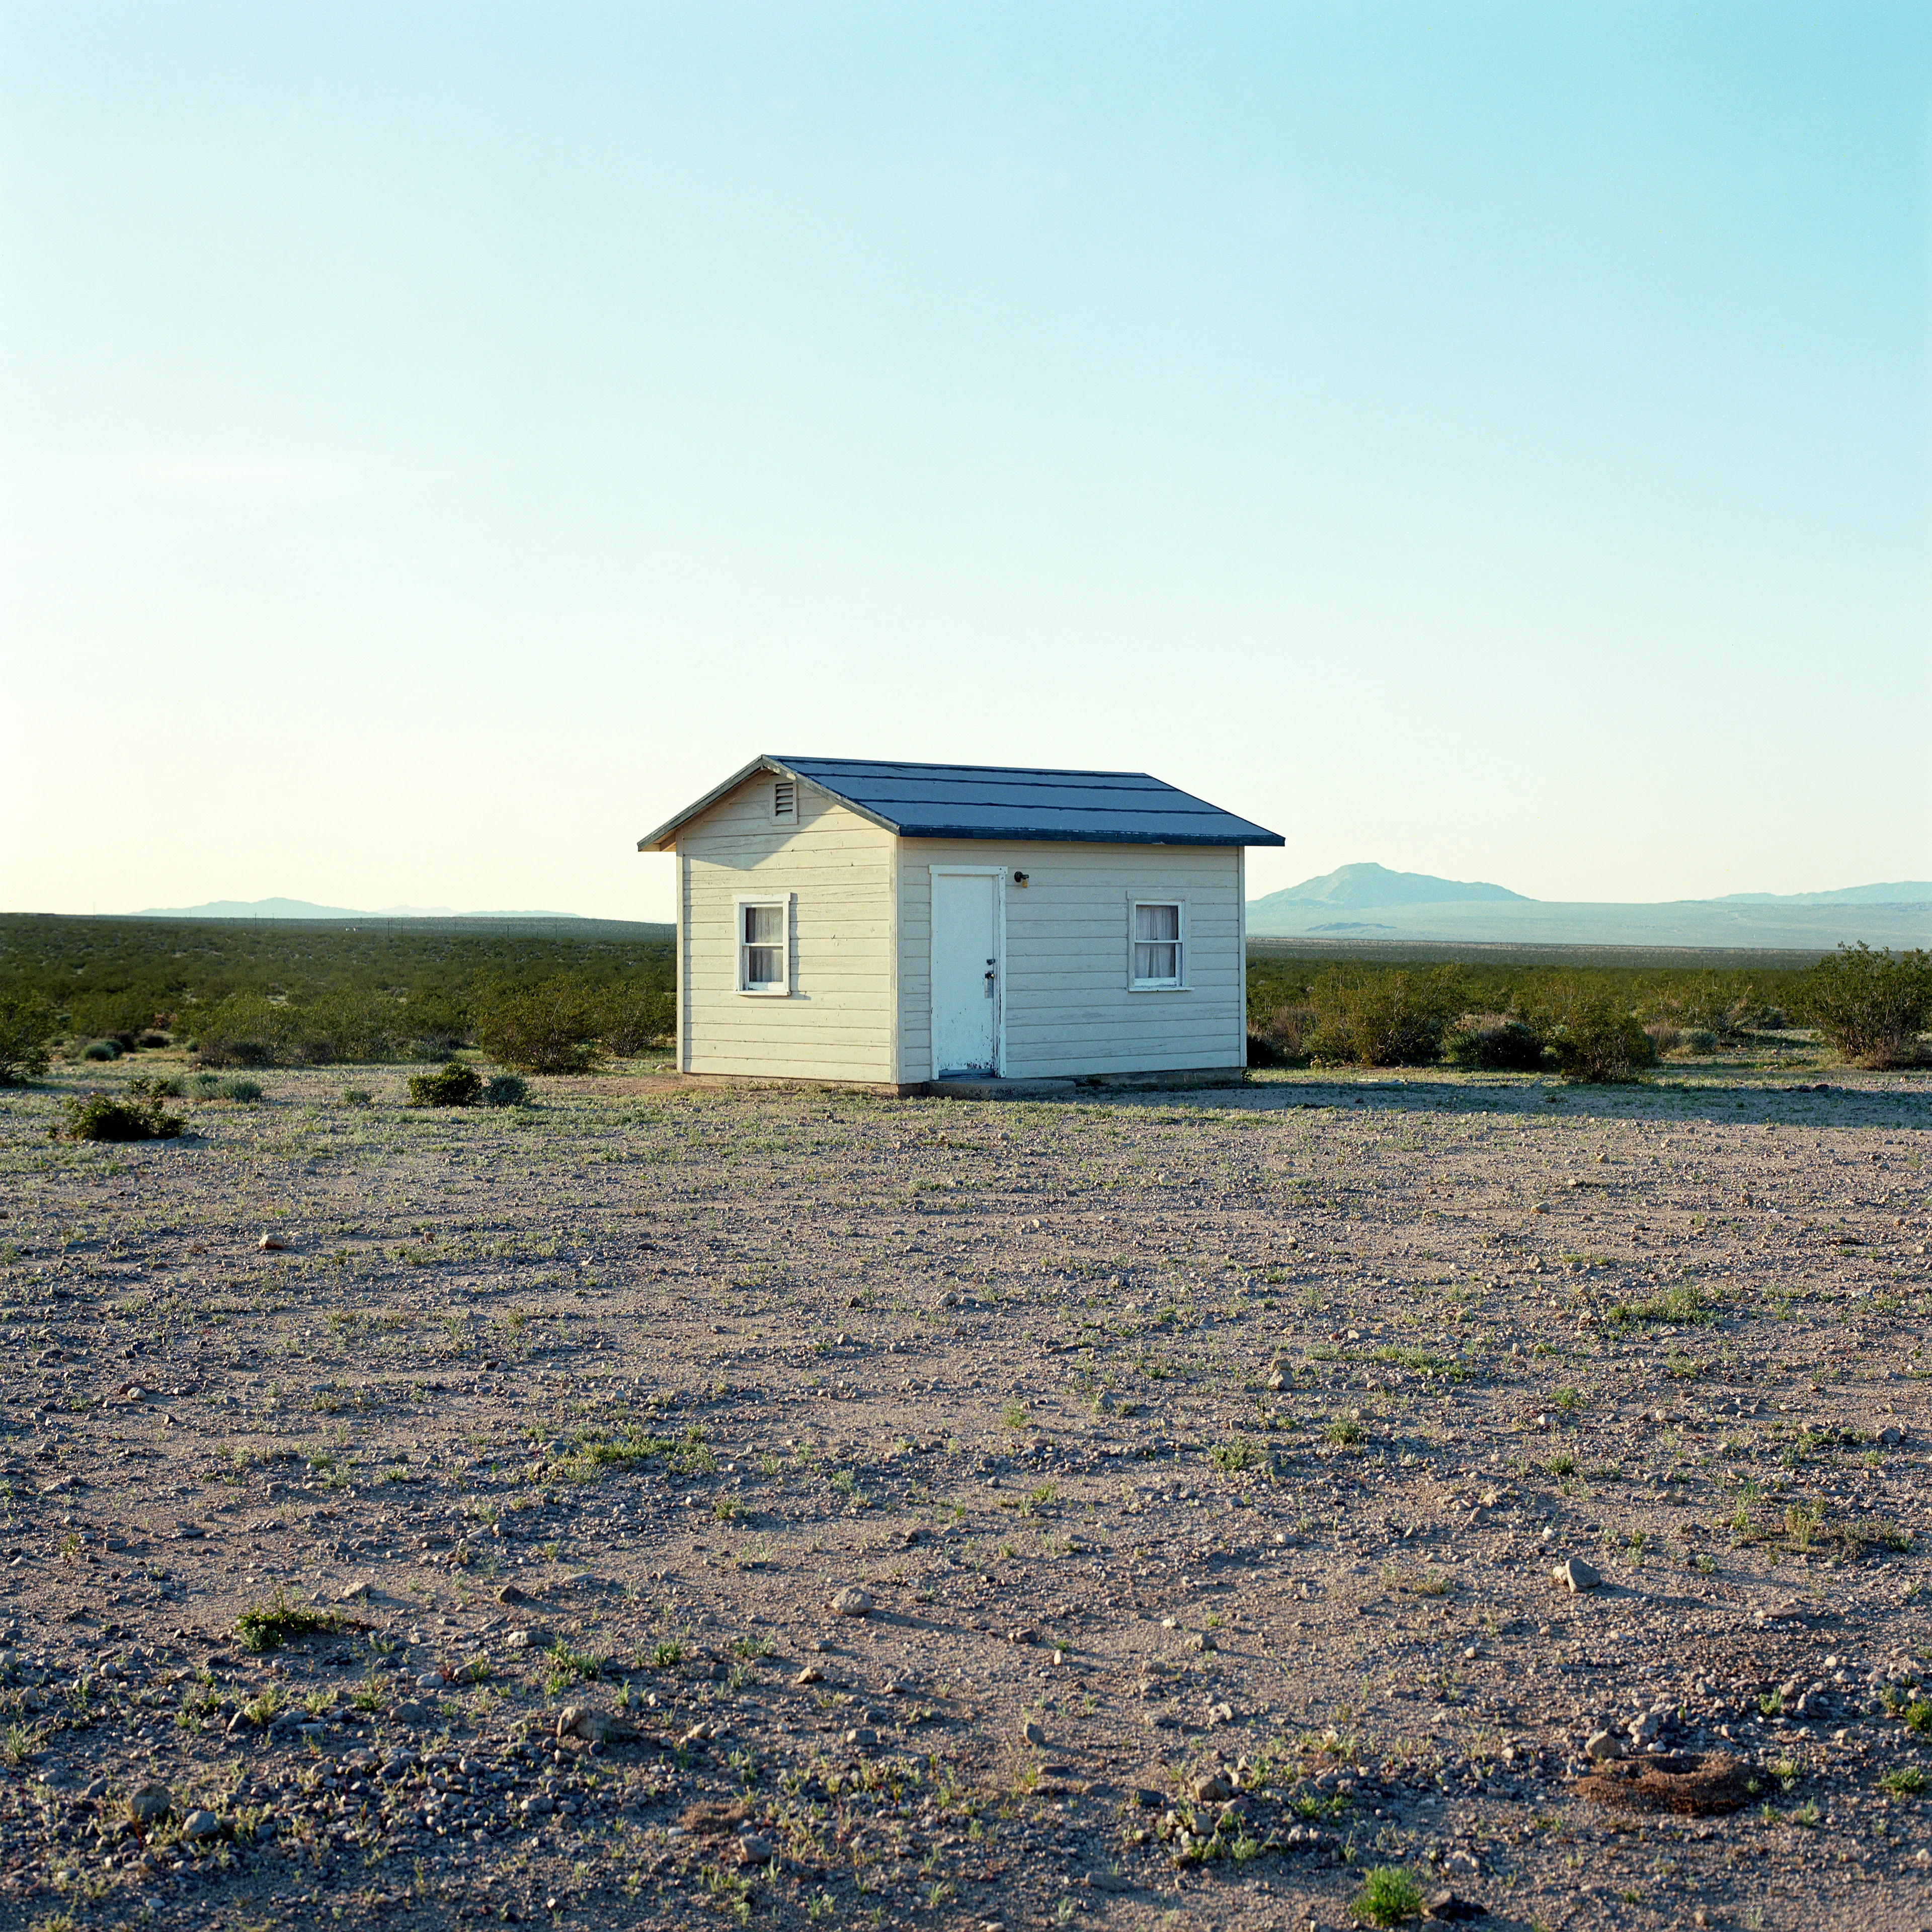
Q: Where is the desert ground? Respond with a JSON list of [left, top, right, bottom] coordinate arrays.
[[2, 1050, 1929, 1932]]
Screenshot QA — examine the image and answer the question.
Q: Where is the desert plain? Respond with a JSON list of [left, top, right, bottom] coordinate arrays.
[[1, 1052, 1929, 1932]]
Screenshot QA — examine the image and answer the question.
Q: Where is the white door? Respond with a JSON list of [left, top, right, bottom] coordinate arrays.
[[930, 871, 1000, 1076]]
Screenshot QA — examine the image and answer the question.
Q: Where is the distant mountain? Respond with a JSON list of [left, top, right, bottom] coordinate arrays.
[[1246, 864, 1932, 949], [1713, 883, 1931, 907], [135, 897, 583, 921], [1252, 862, 1528, 914]]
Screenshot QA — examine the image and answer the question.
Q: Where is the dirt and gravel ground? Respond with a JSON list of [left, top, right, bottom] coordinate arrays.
[[2, 1050, 1930, 1932]]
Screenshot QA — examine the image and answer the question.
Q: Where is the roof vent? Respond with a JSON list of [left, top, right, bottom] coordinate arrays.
[[773, 780, 796, 824]]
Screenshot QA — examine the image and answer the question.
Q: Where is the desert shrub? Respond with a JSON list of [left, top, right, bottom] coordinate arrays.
[[1444, 1015, 1547, 1071], [341, 1087, 374, 1108], [190, 992, 287, 1068], [135, 1031, 170, 1049], [293, 990, 416, 1064], [215, 1076, 265, 1102], [1305, 967, 1464, 1066], [1252, 1004, 1321, 1066], [54, 1090, 184, 1142], [1644, 1022, 1682, 1056], [408, 1060, 483, 1107], [1347, 970, 1463, 1064], [594, 985, 677, 1057], [1800, 944, 1932, 1068], [482, 1073, 531, 1108], [66, 992, 165, 1043], [1651, 972, 1755, 1043], [184, 988, 440, 1068], [1681, 1027, 1717, 1055], [1547, 994, 1657, 1083], [187, 1071, 222, 1097], [474, 978, 605, 1075], [0, 995, 57, 1086], [127, 1073, 187, 1099], [80, 1038, 121, 1062]]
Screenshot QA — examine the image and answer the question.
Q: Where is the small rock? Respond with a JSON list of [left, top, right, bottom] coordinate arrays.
[[1190, 1770, 1233, 1804], [1584, 1729, 1625, 1762], [506, 1628, 549, 1651], [1879, 1425, 1904, 1446], [1008, 1626, 1038, 1646], [257, 1234, 290, 1252], [180, 1809, 222, 1841], [1186, 1632, 1217, 1653], [1424, 1890, 1487, 1921], [1021, 1720, 1046, 1747], [557, 1704, 641, 1746], [830, 1586, 873, 1618], [496, 1584, 527, 1605], [738, 1832, 774, 1864], [391, 1701, 434, 1727], [520, 1794, 553, 1817], [1553, 1557, 1601, 1594], [794, 1665, 824, 1686], [126, 1784, 173, 1826], [414, 1670, 443, 1691]]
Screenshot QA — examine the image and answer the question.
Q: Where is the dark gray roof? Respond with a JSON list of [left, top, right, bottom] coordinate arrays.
[[639, 756, 1282, 850]]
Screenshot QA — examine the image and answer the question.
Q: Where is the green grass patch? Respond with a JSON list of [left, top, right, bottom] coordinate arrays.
[[1351, 1864, 1424, 1926], [1607, 1284, 1711, 1327], [235, 1588, 343, 1654]]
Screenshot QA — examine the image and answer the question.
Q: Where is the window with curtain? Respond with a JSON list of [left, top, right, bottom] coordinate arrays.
[[739, 900, 788, 993], [1132, 902, 1183, 987]]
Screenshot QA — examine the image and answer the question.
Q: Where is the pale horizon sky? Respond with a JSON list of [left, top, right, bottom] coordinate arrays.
[[3, 2, 1927, 923]]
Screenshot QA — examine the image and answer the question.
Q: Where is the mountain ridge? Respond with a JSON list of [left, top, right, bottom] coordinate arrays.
[[134, 897, 583, 921], [1253, 861, 1526, 912]]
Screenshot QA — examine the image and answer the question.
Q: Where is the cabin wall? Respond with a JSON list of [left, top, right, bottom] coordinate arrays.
[[896, 841, 1245, 1082], [677, 777, 897, 1081]]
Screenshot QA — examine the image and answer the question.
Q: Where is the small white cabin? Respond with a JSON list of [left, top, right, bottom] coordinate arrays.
[[637, 756, 1283, 1093]]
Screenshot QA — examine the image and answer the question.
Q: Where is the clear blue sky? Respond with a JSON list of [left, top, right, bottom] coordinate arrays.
[[3, 1, 1926, 920]]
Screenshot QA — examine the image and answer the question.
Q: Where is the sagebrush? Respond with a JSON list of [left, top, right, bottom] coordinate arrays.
[[1800, 944, 1931, 1068]]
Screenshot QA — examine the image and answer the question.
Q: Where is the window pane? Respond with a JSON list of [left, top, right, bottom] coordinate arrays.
[[1135, 903, 1180, 943], [746, 944, 782, 986], [1135, 941, 1179, 982], [744, 904, 782, 945]]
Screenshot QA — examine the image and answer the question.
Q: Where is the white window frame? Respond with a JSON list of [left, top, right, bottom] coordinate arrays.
[[735, 894, 793, 997], [1127, 896, 1188, 992]]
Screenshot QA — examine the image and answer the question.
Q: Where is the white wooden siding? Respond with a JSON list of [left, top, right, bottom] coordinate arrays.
[[677, 776, 897, 1081], [896, 841, 1244, 1082]]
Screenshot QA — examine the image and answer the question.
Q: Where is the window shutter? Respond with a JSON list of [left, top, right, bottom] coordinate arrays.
[[773, 780, 796, 823]]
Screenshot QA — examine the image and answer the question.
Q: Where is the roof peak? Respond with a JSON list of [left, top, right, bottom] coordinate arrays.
[[639, 754, 1282, 851]]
